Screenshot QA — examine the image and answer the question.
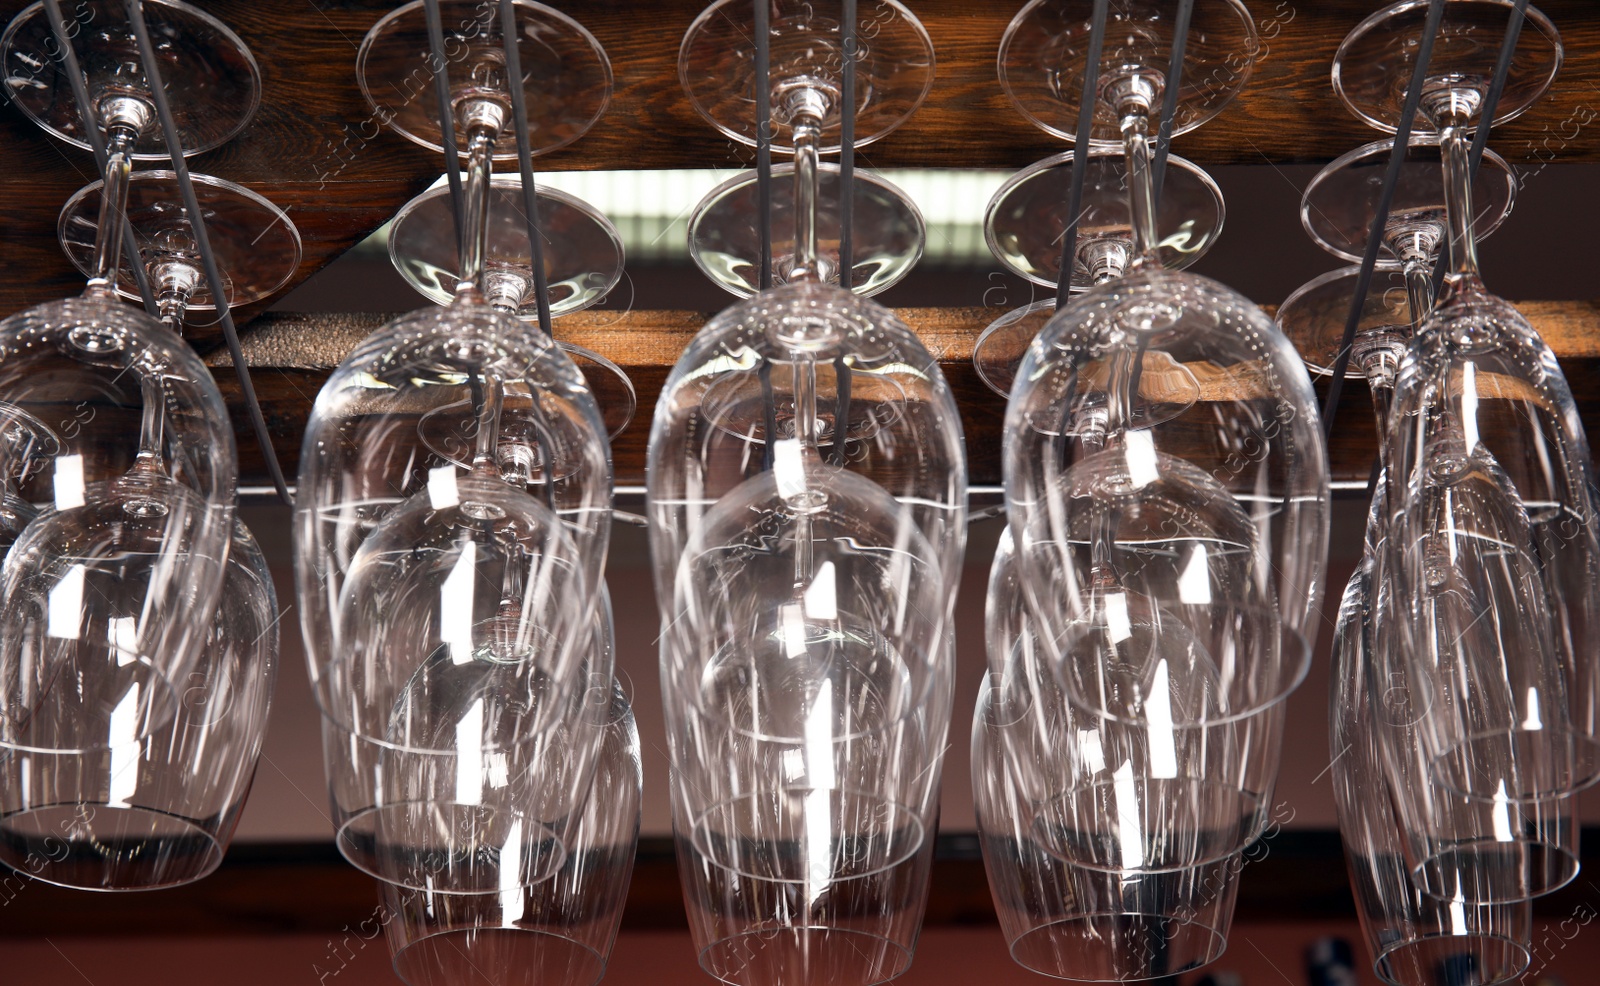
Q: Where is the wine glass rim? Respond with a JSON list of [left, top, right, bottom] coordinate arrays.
[[388, 178, 625, 320], [676, 0, 936, 153], [997, 0, 1258, 143], [1373, 929, 1531, 985], [1007, 913, 1229, 982], [3, 0, 263, 160], [391, 928, 605, 986], [57, 170, 303, 311], [1300, 138, 1517, 267], [1331, 0, 1563, 135], [0, 803, 225, 891], [356, 0, 612, 160]]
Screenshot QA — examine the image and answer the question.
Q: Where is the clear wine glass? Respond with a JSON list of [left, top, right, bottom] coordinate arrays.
[[379, 668, 639, 986], [982, 526, 1295, 875], [0, 518, 278, 890], [678, 0, 935, 299], [999, 0, 1257, 144], [1001, 5, 1328, 726], [300, 0, 616, 888], [388, 178, 636, 438], [974, 147, 1225, 397], [0, 8, 247, 758], [1336, 2, 1600, 809], [57, 171, 302, 334], [1330, 564, 1536, 985], [356, 0, 610, 162], [654, 6, 961, 982]]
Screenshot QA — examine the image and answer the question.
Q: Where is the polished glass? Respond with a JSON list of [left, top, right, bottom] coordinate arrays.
[[0, 522, 276, 889], [356, 0, 611, 160], [1333, 564, 1537, 984], [975, 148, 1224, 397], [1, 0, 260, 158], [689, 164, 925, 298], [999, 0, 1257, 144], [380, 668, 638, 986]]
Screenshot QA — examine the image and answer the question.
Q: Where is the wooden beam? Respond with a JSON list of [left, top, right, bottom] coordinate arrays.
[[209, 303, 1600, 488], [2, 0, 1597, 326]]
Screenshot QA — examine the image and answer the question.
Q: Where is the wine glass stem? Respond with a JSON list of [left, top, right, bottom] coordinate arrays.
[[87, 125, 140, 290], [791, 113, 823, 282], [471, 370, 505, 471], [459, 124, 498, 294], [1402, 260, 1436, 332], [1438, 119, 1481, 281], [134, 370, 167, 472], [1118, 103, 1162, 267], [790, 352, 820, 584]]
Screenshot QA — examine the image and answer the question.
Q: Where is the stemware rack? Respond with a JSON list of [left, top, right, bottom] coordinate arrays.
[[4, 0, 1600, 947], [4, 0, 1600, 489]]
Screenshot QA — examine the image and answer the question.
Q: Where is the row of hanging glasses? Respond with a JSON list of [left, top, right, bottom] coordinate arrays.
[[0, 1, 1593, 986]]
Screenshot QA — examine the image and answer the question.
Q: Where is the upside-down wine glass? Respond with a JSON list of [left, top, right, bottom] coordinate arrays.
[[1331, 551, 1535, 986], [1000, 0, 1328, 746], [1333, 0, 1595, 906], [363, 0, 632, 436], [0, 171, 293, 890], [297, 0, 615, 891], [379, 621, 637, 986], [976, 528, 1255, 980], [0, 0, 246, 768], [653, 4, 964, 983]]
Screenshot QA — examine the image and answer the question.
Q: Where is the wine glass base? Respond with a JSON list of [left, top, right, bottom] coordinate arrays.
[[974, 299, 1055, 398], [58, 172, 302, 312], [678, 0, 934, 152], [999, 0, 1257, 142], [1301, 138, 1515, 266], [2, 0, 260, 159], [689, 164, 925, 299], [357, 0, 610, 159], [1277, 266, 1412, 379], [390, 179, 624, 319], [1333, 0, 1562, 134], [987, 149, 1224, 290]]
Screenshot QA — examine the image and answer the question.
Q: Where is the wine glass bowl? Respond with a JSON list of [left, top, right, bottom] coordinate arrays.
[[2, 0, 260, 158], [356, 0, 611, 159], [647, 280, 968, 611], [0, 291, 236, 756], [381, 673, 639, 986], [0, 518, 277, 891], [689, 164, 925, 298], [1006, 266, 1330, 717], [999, 0, 1258, 143], [678, 0, 936, 153], [1332, 0, 1562, 135]]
